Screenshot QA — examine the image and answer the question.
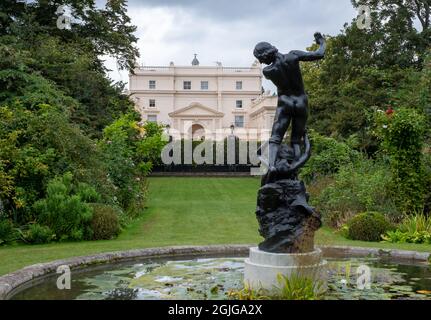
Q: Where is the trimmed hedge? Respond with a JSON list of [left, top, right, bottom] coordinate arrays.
[[90, 204, 121, 240], [347, 212, 392, 242]]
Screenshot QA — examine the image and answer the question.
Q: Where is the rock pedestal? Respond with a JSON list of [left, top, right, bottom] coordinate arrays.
[[256, 179, 321, 254]]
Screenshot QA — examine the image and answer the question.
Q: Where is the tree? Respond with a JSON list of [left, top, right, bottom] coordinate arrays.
[[0, 0, 140, 137], [352, 0, 430, 67], [302, 0, 430, 150], [0, 1, 142, 228], [1, 0, 139, 71]]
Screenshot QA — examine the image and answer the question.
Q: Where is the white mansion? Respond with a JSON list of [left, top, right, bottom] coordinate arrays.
[[128, 55, 277, 140]]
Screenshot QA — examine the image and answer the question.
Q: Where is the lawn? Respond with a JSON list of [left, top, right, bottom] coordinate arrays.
[[0, 177, 430, 276]]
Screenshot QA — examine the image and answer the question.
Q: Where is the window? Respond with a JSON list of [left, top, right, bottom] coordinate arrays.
[[201, 81, 209, 90], [236, 100, 243, 109], [235, 115, 245, 128], [149, 99, 156, 108], [236, 81, 243, 90], [147, 115, 157, 123], [183, 81, 192, 90], [149, 80, 156, 89]]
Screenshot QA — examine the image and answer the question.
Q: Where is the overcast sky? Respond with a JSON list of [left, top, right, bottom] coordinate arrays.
[[102, 0, 359, 90]]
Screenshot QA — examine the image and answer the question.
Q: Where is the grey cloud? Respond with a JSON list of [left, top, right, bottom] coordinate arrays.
[[127, 0, 357, 27], [106, 0, 359, 88], [127, 0, 281, 21], [127, 0, 358, 48]]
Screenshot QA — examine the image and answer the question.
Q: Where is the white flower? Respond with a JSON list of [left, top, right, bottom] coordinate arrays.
[[382, 125, 388, 129]]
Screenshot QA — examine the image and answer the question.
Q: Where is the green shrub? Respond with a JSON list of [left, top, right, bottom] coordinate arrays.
[[382, 230, 431, 244], [25, 224, 55, 244], [382, 214, 431, 244], [33, 173, 94, 241], [100, 114, 162, 209], [0, 219, 17, 245], [313, 157, 399, 228], [399, 214, 431, 234], [275, 273, 324, 300], [76, 183, 102, 203], [301, 131, 358, 183], [124, 180, 149, 220], [90, 204, 121, 240], [347, 212, 392, 242], [0, 102, 109, 226], [229, 274, 324, 301], [374, 107, 427, 214], [382, 230, 408, 243]]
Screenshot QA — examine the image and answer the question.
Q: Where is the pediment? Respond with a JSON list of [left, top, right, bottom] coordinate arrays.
[[169, 103, 224, 118]]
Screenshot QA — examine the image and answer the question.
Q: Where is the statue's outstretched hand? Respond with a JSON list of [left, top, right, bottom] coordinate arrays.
[[314, 32, 324, 45]]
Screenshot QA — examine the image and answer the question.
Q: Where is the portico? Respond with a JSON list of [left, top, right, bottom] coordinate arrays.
[[168, 103, 224, 140]]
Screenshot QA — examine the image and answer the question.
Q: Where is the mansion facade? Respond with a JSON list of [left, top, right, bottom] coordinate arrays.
[[128, 56, 277, 140]]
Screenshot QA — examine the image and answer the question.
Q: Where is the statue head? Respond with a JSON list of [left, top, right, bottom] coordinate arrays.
[[254, 42, 278, 65]]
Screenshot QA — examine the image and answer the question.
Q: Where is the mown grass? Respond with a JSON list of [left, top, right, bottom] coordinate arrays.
[[0, 177, 430, 276]]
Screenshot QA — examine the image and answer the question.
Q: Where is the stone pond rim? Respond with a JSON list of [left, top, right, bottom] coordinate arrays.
[[0, 245, 430, 300]]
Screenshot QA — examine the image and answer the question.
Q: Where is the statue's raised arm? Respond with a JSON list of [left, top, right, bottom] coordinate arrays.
[[290, 32, 326, 62]]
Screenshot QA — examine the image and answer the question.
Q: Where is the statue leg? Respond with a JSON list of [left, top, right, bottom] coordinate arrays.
[[291, 99, 308, 160], [269, 105, 291, 169]]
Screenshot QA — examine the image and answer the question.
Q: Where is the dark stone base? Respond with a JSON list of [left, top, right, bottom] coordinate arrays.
[[256, 179, 321, 254]]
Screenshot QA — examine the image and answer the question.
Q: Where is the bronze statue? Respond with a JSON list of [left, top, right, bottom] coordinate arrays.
[[254, 32, 326, 178], [253, 33, 326, 253]]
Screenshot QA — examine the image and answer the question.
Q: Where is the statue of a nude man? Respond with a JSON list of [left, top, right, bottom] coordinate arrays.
[[254, 32, 326, 175]]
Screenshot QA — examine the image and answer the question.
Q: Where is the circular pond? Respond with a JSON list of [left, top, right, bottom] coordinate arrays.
[[10, 253, 431, 300]]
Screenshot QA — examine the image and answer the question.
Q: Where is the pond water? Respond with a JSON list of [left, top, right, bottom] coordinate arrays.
[[11, 255, 431, 300]]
